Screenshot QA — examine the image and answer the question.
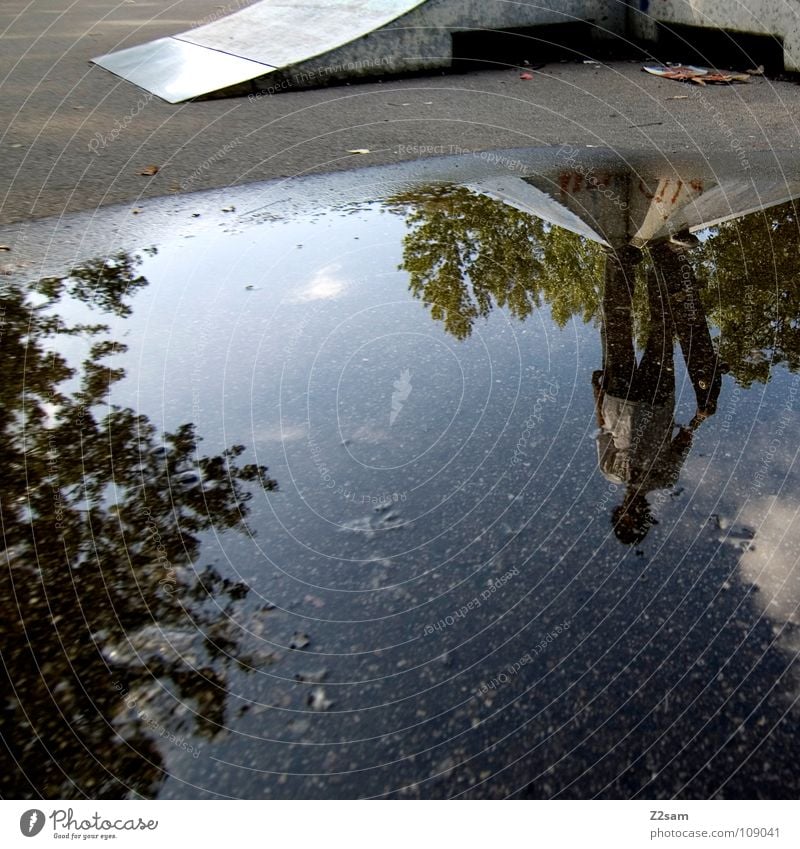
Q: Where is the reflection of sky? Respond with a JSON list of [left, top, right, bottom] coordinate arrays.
[[50, 199, 800, 592], [675, 366, 800, 692], [694, 227, 714, 242], [290, 263, 348, 302], [34, 190, 800, 797], [739, 496, 800, 628]]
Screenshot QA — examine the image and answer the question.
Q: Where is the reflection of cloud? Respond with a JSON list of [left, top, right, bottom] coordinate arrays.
[[293, 264, 346, 302], [738, 496, 800, 628], [253, 423, 307, 444], [736, 495, 800, 710], [349, 423, 389, 444], [390, 369, 412, 426]]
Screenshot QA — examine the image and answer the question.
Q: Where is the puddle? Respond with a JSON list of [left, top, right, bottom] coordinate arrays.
[[3, 150, 800, 799]]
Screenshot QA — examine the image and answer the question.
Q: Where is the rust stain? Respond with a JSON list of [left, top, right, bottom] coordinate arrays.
[[638, 179, 655, 200]]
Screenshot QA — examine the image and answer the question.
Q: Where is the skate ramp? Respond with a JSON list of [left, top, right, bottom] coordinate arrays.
[[93, 1, 429, 102], [91, 0, 617, 102]]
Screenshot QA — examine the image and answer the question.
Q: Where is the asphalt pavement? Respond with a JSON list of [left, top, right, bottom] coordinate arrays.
[[2, 0, 800, 227]]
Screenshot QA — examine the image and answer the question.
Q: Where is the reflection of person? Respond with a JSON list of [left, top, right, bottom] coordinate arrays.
[[593, 239, 723, 544]]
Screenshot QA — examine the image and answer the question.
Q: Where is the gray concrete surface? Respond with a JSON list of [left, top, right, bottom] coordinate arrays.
[[630, 0, 800, 72], [92, 0, 621, 102], [3, 0, 800, 226]]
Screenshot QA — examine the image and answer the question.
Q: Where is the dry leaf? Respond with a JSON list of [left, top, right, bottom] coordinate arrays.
[[645, 63, 749, 85], [347, 149, 371, 155], [139, 164, 159, 176], [703, 71, 750, 83], [0, 245, 10, 252]]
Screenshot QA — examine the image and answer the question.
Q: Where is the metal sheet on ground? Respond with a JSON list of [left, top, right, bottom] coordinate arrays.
[[177, 0, 428, 68], [92, 37, 275, 103]]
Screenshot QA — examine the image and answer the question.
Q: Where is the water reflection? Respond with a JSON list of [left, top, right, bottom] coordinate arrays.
[[389, 164, 800, 386], [378, 167, 800, 796], [596, 242, 723, 544], [0, 257, 276, 797], [387, 184, 603, 341], [389, 166, 800, 548], [5, 153, 800, 799]]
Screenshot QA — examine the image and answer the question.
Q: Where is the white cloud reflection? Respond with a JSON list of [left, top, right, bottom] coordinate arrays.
[[292, 263, 347, 302]]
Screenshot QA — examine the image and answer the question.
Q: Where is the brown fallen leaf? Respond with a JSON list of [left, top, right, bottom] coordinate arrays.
[[139, 164, 159, 176], [703, 71, 751, 83], [644, 64, 749, 85]]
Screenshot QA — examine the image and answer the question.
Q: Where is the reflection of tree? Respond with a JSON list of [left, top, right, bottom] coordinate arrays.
[[698, 200, 800, 387], [33, 250, 152, 318], [388, 186, 610, 340], [0, 255, 277, 798], [391, 188, 800, 389], [392, 187, 603, 339]]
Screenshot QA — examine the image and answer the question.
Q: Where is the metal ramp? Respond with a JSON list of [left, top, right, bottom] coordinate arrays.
[[91, 0, 619, 102]]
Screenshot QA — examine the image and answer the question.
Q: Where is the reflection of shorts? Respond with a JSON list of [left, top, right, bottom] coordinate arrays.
[[601, 394, 675, 476], [596, 431, 628, 484], [602, 357, 675, 407]]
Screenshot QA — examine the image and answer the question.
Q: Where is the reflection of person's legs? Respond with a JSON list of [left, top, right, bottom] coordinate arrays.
[[634, 264, 675, 406], [602, 246, 641, 397], [651, 242, 721, 416]]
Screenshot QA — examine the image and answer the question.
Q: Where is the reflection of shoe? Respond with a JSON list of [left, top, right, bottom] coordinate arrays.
[[669, 230, 700, 249], [614, 244, 643, 265], [690, 400, 718, 428]]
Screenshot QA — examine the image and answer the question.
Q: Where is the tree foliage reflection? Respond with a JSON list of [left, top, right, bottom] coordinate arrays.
[[389, 186, 800, 387], [0, 253, 277, 798]]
